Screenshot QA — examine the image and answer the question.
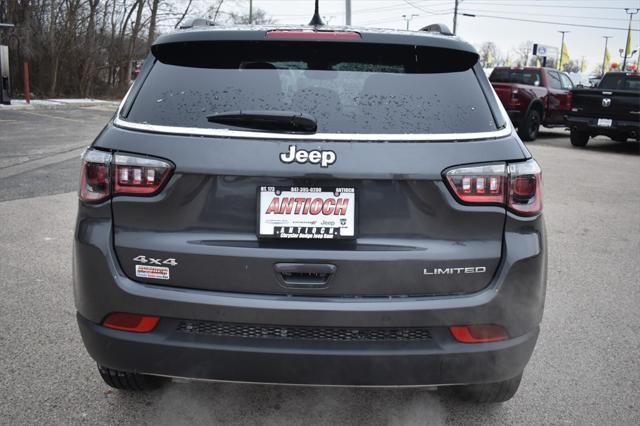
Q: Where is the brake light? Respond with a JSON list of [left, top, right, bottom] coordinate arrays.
[[444, 159, 542, 216], [103, 313, 160, 333], [265, 30, 361, 40], [450, 325, 508, 343], [114, 154, 172, 195], [79, 149, 173, 202]]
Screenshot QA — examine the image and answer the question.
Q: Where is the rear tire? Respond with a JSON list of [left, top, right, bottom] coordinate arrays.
[[98, 365, 167, 391], [453, 374, 523, 403], [518, 109, 541, 141], [570, 130, 590, 147]]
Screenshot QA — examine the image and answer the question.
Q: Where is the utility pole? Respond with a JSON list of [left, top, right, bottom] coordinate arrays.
[[622, 8, 639, 70], [345, 0, 351, 26], [402, 14, 419, 31], [558, 30, 569, 71], [602, 35, 612, 75], [249, 0, 253, 24], [453, 0, 460, 35]]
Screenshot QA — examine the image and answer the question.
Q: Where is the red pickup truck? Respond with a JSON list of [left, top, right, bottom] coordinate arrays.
[[489, 67, 573, 141]]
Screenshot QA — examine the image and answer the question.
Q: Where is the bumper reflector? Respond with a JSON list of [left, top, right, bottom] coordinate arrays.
[[103, 313, 160, 333], [449, 325, 508, 343]]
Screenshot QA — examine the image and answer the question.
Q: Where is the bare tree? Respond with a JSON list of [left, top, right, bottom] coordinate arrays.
[[0, 0, 274, 98]]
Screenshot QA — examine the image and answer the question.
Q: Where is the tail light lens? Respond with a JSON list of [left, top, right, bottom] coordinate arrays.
[[444, 159, 542, 216], [103, 313, 160, 333], [450, 325, 508, 343], [114, 154, 172, 195], [507, 160, 542, 216], [79, 149, 173, 202], [510, 89, 519, 105], [444, 163, 506, 204], [79, 149, 111, 202]]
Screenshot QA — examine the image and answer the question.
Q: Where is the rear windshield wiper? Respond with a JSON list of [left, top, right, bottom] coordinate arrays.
[[207, 110, 317, 134]]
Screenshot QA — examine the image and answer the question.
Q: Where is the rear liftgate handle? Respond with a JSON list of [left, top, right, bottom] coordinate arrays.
[[274, 263, 337, 289]]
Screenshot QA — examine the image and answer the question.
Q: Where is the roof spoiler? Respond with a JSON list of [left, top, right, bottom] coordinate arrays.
[[419, 23, 453, 36], [178, 18, 214, 29]]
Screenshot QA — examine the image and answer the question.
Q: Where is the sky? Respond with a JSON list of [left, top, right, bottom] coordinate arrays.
[[203, 0, 640, 74]]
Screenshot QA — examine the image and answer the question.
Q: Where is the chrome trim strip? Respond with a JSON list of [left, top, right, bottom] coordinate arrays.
[[113, 80, 513, 142], [113, 117, 512, 141]]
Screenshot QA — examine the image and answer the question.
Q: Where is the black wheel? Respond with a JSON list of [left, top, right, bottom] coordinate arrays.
[[517, 109, 541, 141], [570, 130, 590, 147], [453, 374, 523, 403], [612, 134, 627, 142], [98, 365, 167, 391]]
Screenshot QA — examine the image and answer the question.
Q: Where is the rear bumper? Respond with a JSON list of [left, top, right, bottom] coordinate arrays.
[[74, 203, 547, 386], [566, 115, 640, 137], [78, 313, 538, 386]]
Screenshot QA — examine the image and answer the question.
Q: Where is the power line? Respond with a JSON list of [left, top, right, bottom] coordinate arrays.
[[403, 0, 453, 16], [461, 1, 639, 10], [461, 13, 640, 32], [460, 8, 632, 22]]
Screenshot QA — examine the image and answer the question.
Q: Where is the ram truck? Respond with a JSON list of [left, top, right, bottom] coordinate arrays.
[[490, 67, 573, 141], [566, 71, 640, 147]]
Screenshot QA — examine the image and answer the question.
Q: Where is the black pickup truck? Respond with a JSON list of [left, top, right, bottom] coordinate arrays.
[[566, 72, 640, 147]]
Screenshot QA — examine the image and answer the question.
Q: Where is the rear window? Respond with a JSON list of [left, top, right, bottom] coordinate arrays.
[[126, 41, 498, 135], [598, 73, 640, 91], [489, 69, 542, 87]]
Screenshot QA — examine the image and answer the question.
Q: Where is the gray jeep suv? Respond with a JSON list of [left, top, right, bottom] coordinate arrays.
[[74, 23, 546, 403]]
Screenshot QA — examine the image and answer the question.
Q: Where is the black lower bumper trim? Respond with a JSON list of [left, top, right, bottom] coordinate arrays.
[[78, 314, 538, 386]]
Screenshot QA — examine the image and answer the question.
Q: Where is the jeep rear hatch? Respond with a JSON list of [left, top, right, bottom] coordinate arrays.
[[108, 32, 522, 297]]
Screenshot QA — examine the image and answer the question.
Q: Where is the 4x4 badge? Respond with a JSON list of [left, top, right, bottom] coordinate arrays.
[[280, 145, 336, 168]]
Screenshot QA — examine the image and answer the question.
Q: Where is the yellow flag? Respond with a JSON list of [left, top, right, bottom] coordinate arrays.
[[604, 47, 611, 72], [536, 57, 541, 67], [581, 58, 587, 73], [487, 49, 494, 66], [505, 54, 512, 66], [559, 42, 570, 70]]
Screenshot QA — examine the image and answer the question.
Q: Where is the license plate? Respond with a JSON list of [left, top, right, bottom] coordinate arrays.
[[258, 186, 356, 239], [597, 118, 613, 127]]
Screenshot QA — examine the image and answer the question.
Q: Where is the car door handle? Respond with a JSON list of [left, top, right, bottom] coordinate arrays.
[[274, 263, 337, 289]]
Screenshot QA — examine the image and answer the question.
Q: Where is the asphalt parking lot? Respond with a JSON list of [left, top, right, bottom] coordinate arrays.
[[1, 106, 639, 425]]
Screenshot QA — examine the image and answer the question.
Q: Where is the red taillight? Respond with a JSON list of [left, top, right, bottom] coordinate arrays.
[[79, 149, 111, 202], [445, 163, 506, 204], [509, 89, 520, 105], [444, 159, 542, 216], [507, 161, 542, 216], [103, 313, 160, 333], [79, 149, 173, 202], [265, 30, 361, 40], [114, 154, 172, 195], [449, 325, 508, 343]]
